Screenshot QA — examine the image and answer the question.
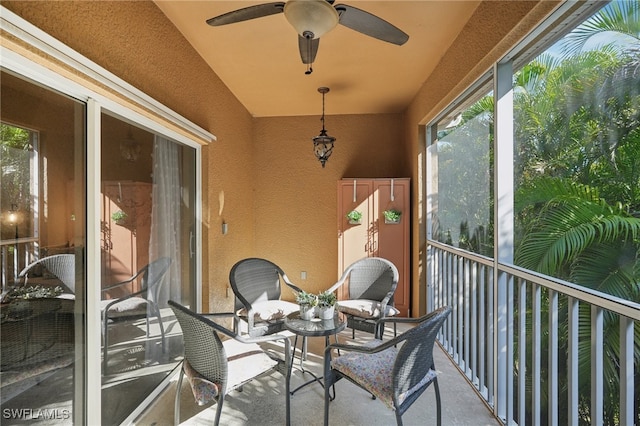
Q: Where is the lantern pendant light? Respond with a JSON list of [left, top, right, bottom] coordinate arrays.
[[312, 87, 335, 167]]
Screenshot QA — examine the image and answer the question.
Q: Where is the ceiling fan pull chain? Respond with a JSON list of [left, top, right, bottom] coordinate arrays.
[[305, 32, 314, 75]]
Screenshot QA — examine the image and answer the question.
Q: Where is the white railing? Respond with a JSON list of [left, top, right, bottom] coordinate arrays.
[[427, 241, 639, 426], [1, 239, 39, 290]]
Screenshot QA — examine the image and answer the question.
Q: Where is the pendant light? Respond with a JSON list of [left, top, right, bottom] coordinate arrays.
[[312, 87, 335, 168]]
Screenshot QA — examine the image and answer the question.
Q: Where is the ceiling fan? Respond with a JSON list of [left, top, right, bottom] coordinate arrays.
[[206, 0, 409, 74]]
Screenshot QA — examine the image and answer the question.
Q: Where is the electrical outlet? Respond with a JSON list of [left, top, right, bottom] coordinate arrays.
[[301, 271, 307, 280]]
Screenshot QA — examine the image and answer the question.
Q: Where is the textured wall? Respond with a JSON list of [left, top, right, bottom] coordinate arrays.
[[253, 113, 405, 296]]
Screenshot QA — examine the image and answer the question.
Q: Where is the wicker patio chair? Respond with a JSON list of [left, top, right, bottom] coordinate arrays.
[[18, 254, 76, 296], [325, 257, 399, 339], [168, 300, 291, 426], [101, 257, 171, 373], [229, 258, 303, 337], [323, 306, 452, 426]]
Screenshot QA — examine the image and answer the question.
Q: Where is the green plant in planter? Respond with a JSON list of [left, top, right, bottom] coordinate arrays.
[[346, 210, 362, 223], [111, 210, 127, 223], [317, 290, 337, 308], [296, 290, 317, 307], [2, 285, 63, 303], [383, 209, 402, 223]]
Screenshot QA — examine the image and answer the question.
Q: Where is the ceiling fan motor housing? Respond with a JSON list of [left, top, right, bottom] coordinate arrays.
[[284, 0, 339, 39]]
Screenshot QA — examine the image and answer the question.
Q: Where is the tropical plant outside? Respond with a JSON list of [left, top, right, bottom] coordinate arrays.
[[515, 2, 639, 423], [435, 1, 639, 423], [0, 123, 34, 242]]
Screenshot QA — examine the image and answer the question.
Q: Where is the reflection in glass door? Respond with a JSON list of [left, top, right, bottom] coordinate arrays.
[[100, 113, 195, 424], [1, 70, 86, 424]]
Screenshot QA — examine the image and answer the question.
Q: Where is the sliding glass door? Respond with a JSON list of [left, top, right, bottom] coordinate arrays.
[[1, 71, 199, 425], [99, 112, 196, 424], [1, 69, 86, 424]]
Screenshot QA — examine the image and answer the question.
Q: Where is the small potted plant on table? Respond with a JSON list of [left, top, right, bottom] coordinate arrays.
[[296, 290, 317, 320], [316, 290, 337, 320]]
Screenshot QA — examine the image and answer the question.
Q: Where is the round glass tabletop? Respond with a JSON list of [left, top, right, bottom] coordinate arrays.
[[283, 311, 346, 337]]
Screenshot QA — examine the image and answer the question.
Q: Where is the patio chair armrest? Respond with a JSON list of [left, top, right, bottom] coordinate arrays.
[[228, 331, 292, 365], [282, 278, 303, 295], [201, 311, 239, 320], [324, 277, 347, 295], [235, 331, 291, 346], [101, 275, 138, 292], [102, 281, 151, 304], [195, 312, 244, 339], [324, 338, 399, 357], [202, 313, 290, 349], [375, 307, 449, 328]]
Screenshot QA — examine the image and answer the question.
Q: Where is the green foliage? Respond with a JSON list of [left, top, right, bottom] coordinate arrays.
[[2, 285, 63, 302], [1, 124, 33, 230], [383, 209, 401, 222], [508, 3, 640, 422], [111, 210, 127, 222], [1, 124, 31, 148], [316, 290, 336, 308], [295, 290, 317, 307], [346, 210, 362, 222], [515, 177, 640, 280]]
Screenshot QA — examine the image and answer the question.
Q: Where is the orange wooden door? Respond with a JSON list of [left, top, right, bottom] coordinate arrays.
[[374, 178, 410, 316]]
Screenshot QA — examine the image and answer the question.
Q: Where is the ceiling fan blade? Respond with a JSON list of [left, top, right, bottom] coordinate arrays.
[[334, 4, 409, 46], [206, 2, 285, 26], [298, 35, 320, 65]]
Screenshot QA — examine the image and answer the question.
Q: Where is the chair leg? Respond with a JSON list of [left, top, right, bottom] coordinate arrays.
[[214, 393, 225, 426], [434, 378, 442, 426], [374, 322, 383, 340], [103, 313, 109, 374], [155, 306, 166, 353], [323, 373, 331, 426], [174, 366, 184, 426]]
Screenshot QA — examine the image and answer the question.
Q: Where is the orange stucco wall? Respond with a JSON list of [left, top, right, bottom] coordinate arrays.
[[2, 0, 558, 315], [252, 113, 405, 297]]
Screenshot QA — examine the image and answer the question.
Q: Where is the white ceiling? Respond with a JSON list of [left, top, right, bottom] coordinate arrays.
[[154, 1, 481, 117]]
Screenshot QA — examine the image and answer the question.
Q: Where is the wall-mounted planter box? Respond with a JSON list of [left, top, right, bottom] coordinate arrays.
[[383, 210, 402, 224], [346, 210, 362, 225]]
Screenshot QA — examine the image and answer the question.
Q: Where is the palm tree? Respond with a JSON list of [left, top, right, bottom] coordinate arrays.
[[511, 2, 640, 421], [515, 177, 640, 423]]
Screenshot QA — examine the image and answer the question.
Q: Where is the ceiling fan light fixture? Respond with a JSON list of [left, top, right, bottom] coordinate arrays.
[[284, 0, 339, 39]]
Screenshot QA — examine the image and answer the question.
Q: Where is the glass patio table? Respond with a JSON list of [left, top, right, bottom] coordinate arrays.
[[284, 311, 346, 395]]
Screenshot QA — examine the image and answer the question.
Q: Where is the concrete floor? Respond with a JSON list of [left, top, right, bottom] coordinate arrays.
[[136, 324, 500, 426]]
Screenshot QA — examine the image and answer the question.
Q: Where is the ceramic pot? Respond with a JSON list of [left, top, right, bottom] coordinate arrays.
[[316, 305, 335, 320], [299, 304, 315, 320]]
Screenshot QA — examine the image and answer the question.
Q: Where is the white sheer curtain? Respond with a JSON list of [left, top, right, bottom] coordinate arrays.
[[149, 135, 181, 306]]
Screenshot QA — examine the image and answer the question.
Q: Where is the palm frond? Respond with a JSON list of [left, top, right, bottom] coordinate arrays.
[[516, 180, 640, 276], [560, 1, 640, 57]]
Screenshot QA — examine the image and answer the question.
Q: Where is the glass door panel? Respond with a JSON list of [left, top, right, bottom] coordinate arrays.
[[100, 113, 195, 424], [1, 69, 86, 424]]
